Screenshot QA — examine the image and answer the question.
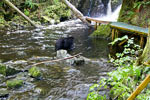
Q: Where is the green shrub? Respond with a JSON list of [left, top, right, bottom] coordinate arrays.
[[87, 37, 150, 100]]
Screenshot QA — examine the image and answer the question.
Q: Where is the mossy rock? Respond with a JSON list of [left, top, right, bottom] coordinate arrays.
[[90, 24, 111, 38], [0, 64, 6, 76], [29, 66, 41, 79], [0, 64, 21, 76], [6, 79, 23, 89]]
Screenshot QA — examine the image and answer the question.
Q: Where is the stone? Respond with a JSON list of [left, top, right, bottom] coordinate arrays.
[[56, 50, 85, 65], [0, 88, 9, 98], [0, 64, 21, 76], [29, 66, 41, 79], [6, 79, 23, 89]]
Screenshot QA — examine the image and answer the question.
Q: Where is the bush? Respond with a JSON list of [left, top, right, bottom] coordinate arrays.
[[87, 37, 150, 100]]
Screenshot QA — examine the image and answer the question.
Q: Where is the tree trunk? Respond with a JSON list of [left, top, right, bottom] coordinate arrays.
[[137, 26, 150, 65], [61, 0, 91, 27], [3, 0, 38, 28]]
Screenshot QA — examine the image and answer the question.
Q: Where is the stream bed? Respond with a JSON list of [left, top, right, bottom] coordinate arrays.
[[0, 20, 114, 100]]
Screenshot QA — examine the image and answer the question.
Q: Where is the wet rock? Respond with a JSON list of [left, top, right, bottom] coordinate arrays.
[[29, 66, 41, 79], [0, 64, 21, 76], [66, 84, 90, 99], [13, 60, 28, 65], [0, 88, 9, 99], [111, 0, 122, 12], [6, 79, 24, 89], [56, 50, 85, 65], [74, 57, 85, 65]]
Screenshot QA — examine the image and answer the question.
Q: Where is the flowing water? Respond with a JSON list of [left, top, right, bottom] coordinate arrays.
[[0, 20, 114, 100], [0, 0, 122, 99], [98, 4, 122, 21]]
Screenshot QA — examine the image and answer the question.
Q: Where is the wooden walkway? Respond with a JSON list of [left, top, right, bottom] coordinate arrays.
[[86, 17, 148, 36], [86, 17, 148, 47], [110, 22, 148, 36]]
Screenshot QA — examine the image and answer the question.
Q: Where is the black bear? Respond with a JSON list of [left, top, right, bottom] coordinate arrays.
[[55, 37, 74, 51]]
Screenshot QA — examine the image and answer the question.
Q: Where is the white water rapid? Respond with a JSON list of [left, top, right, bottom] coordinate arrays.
[[97, 0, 122, 22]]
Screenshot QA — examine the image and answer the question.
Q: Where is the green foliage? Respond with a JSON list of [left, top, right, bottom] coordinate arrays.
[[109, 37, 142, 66], [29, 66, 41, 78], [6, 79, 23, 89], [25, 0, 37, 9], [87, 37, 150, 100], [87, 84, 107, 100], [90, 25, 111, 38], [0, 1, 3, 7], [24, 9, 30, 16], [109, 35, 128, 46], [43, 2, 71, 21], [134, 1, 150, 9], [53, 0, 59, 5]]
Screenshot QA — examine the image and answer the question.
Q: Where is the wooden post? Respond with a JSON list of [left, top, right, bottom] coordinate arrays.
[[112, 29, 115, 41], [140, 36, 144, 48], [127, 75, 150, 100], [3, 0, 38, 27], [95, 22, 97, 30], [115, 29, 119, 39]]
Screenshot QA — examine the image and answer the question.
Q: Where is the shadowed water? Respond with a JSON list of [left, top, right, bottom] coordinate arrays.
[[0, 20, 114, 100]]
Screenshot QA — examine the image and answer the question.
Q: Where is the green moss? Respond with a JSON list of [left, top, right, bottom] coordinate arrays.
[[29, 66, 41, 78], [6, 79, 23, 89], [90, 24, 111, 38], [0, 64, 6, 76], [0, 64, 21, 76]]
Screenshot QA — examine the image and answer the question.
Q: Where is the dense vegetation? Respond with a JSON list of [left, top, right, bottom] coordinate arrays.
[[1, 0, 150, 99], [118, 0, 150, 27], [87, 36, 150, 100], [0, 0, 71, 28], [87, 0, 150, 99]]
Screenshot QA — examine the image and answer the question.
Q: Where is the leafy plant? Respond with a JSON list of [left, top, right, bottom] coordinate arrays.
[[25, 0, 37, 9], [109, 37, 142, 66], [24, 9, 30, 16], [134, 1, 150, 10], [87, 37, 150, 100]]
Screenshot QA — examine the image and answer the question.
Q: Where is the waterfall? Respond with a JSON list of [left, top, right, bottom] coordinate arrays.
[[87, 0, 92, 17], [107, 0, 112, 16], [96, 0, 122, 22]]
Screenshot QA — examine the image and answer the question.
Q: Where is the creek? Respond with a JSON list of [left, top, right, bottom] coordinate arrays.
[[0, 0, 122, 99], [0, 19, 115, 100]]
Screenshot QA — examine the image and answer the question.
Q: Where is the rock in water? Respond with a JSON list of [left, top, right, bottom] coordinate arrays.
[[56, 50, 84, 65]]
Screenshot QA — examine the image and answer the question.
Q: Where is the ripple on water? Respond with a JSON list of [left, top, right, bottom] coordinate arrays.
[[0, 20, 114, 100]]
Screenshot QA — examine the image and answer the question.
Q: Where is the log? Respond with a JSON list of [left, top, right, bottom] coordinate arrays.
[[61, 0, 91, 27], [31, 53, 82, 66], [3, 0, 38, 27]]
